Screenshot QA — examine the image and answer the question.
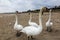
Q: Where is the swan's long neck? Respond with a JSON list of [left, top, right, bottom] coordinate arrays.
[[29, 13, 32, 23], [48, 9, 51, 21], [39, 9, 42, 27], [15, 14, 18, 25]]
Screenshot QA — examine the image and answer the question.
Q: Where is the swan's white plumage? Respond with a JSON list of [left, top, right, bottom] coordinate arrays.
[[14, 24, 23, 31], [46, 9, 53, 27], [14, 12, 23, 31], [28, 13, 38, 26], [21, 26, 42, 36], [29, 21, 38, 26], [46, 21, 53, 27], [21, 7, 43, 37]]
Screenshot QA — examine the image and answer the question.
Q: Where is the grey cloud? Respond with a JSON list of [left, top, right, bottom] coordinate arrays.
[[0, 0, 60, 13]]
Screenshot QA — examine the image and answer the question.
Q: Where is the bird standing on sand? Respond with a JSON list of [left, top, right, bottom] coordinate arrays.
[[14, 11, 23, 37], [46, 9, 53, 32], [20, 7, 43, 40], [28, 12, 38, 26]]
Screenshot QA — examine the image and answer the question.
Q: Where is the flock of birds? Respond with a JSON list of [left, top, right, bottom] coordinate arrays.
[[14, 7, 53, 40]]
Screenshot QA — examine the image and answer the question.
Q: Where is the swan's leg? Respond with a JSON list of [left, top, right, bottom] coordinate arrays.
[[31, 36, 35, 39], [47, 27, 52, 32], [27, 36, 34, 40], [31, 36, 34, 39], [49, 26, 52, 32], [46, 27, 49, 31], [28, 36, 30, 40]]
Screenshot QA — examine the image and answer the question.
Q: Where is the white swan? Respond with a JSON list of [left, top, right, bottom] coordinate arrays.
[[20, 7, 43, 40], [14, 11, 23, 37], [28, 12, 38, 26], [46, 9, 53, 32]]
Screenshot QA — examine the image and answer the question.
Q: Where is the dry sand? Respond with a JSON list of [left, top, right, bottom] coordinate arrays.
[[0, 12, 60, 40]]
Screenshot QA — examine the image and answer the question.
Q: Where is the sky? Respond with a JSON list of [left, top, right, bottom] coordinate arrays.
[[0, 0, 60, 13]]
